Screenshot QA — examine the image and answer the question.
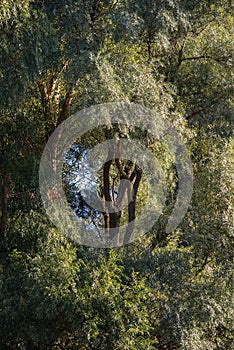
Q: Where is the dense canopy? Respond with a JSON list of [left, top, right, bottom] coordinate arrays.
[[0, 0, 233, 349]]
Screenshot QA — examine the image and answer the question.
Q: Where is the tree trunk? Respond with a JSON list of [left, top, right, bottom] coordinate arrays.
[[124, 167, 142, 244]]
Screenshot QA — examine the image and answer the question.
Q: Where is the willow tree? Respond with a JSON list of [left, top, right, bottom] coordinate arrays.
[[0, 0, 233, 349]]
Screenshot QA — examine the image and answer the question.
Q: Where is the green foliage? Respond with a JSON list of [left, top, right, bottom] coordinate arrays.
[[0, 0, 233, 349], [0, 0, 59, 108]]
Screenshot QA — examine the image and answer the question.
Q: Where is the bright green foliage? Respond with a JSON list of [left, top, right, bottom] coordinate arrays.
[[0, 0, 233, 349]]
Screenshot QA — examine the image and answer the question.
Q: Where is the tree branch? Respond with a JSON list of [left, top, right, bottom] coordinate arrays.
[[186, 108, 206, 121]]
